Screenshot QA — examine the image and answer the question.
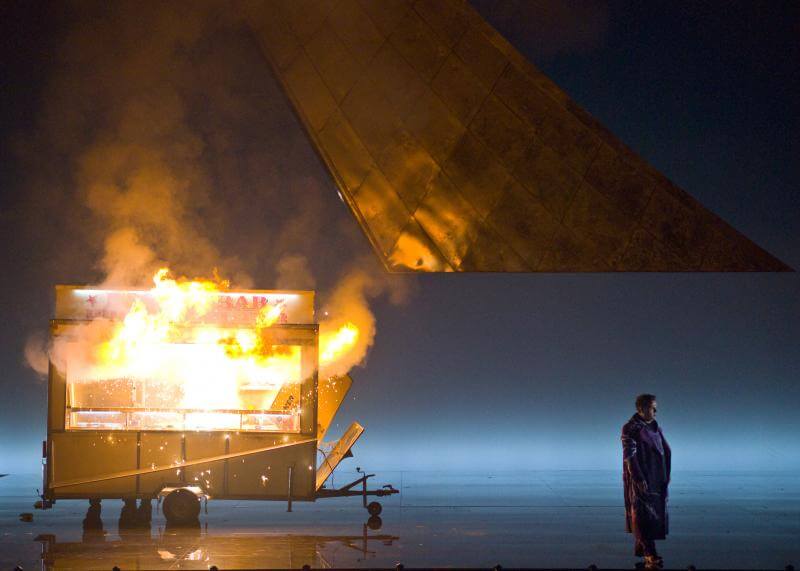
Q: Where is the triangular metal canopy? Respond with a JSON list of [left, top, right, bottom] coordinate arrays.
[[246, 0, 790, 272]]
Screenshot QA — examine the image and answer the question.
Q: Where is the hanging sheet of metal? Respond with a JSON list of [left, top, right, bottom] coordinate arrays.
[[246, 0, 790, 273]]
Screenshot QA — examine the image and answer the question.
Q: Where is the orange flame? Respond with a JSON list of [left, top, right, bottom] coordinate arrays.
[[320, 322, 359, 364], [68, 268, 361, 428]]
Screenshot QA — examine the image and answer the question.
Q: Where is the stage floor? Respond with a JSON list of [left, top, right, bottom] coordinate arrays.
[[1, 471, 797, 569]]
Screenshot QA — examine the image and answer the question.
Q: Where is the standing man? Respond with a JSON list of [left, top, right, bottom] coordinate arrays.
[[621, 394, 671, 569]]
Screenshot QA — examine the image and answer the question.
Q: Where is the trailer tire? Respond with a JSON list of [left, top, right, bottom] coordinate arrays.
[[163, 489, 200, 525], [367, 501, 382, 516]]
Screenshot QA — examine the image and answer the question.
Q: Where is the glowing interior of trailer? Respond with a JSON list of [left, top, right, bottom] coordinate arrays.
[[64, 344, 308, 432], [64, 339, 307, 432], [54, 278, 324, 433]]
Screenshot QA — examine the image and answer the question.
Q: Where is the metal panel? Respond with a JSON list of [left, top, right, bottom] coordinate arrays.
[[227, 435, 316, 499], [284, 50, 337, 133], [304, 20, 363, 104], [378, 128, 440, 213], [49, 433, 316, 499], [487, 180, 560, 270], [47, 361, 65, 431], [350, 168, 411, 257], [540, 223, 612, 272], [283, 0, 336, 46], [357, 0, 410, 38], [639, 185, 714, 268], [51, 431, 138, 496], [389, 9, 450, 83], [443, 131, 510, 219], [138, 432, 183, 493], [415, 171, 482, 269], [184, 433, 228, 494], [584, 142, 654, 219], [414, 0, 471, 48], [514, 141, 582, 221], [327, 0, 384, 68], [316, 421, 364, 490], [249, 0, 790, 272], [471, 94, 534, 171], [388, 217, 453, 272], [562, 183, 636, 266], [317, 374, 353, 441], [453, 27, 507, 88], [461, 225, 531, 271], [318, 110, 376, 191], [341, 76, 402, 161]]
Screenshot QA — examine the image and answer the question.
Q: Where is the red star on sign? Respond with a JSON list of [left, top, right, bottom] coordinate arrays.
[[87, 295, 97, 306]]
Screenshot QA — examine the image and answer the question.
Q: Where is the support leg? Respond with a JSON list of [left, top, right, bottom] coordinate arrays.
[[119, 498, 138, 529], [137, 498, 152, 524], [287, 466, 294, 512], [82, 499, 102, 530]]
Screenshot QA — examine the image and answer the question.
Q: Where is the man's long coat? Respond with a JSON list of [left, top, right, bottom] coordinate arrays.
[[621, 414, 671, 540]]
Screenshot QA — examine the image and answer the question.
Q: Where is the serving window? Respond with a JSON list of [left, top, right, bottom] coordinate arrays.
[[61, 325, 317, 432]]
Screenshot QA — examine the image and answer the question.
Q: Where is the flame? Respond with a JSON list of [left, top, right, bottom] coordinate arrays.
[[319, 322, 359, 364], [64, 268, 362, 431]]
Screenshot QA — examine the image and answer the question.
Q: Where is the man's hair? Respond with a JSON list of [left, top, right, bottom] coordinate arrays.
[[635, 393, 657, 413]]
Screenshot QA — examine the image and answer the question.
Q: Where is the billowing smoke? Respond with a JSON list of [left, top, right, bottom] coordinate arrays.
[[24, 334, 50, 377], [20, 2, 238, 376], [21, 1, 399, 382], [319, 265, 408, 379], [275, 255, 316, 291], [65, 4, 231, 286]]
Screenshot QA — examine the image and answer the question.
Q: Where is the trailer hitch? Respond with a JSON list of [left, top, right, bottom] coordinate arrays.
[[314, 467, 399, 511]]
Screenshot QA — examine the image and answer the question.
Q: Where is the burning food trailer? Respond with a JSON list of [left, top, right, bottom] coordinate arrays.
[[38, 276, 396, 525]]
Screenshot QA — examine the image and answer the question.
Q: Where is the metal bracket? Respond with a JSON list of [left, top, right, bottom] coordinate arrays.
[[315, 471, 399, 502]]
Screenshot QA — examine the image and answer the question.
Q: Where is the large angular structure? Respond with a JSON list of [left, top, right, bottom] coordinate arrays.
[[246, 0, 789, 272]]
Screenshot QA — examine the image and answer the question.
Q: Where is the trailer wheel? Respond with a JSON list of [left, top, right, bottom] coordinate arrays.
[[367, 515, 382, 530], [162, 489, 200, 525], [367, 501, 382, 516]]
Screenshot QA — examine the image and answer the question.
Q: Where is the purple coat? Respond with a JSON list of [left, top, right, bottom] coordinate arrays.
[[621, 414, 671, 540]]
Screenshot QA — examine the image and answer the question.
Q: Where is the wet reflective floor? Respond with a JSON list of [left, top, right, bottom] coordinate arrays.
[[2, 471, 798, 569]]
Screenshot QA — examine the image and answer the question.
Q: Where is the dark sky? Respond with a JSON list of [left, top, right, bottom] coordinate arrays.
[[1, 1, 798, 473]]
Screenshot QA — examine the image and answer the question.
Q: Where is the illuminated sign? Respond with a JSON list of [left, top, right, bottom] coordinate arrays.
[[54, 285, 315, 325]]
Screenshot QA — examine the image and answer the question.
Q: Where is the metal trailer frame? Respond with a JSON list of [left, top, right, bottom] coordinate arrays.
[[37, 285, 397, 526]]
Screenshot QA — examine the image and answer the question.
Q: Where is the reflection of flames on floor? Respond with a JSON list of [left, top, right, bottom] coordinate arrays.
[[36, 526, 399, 569]]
